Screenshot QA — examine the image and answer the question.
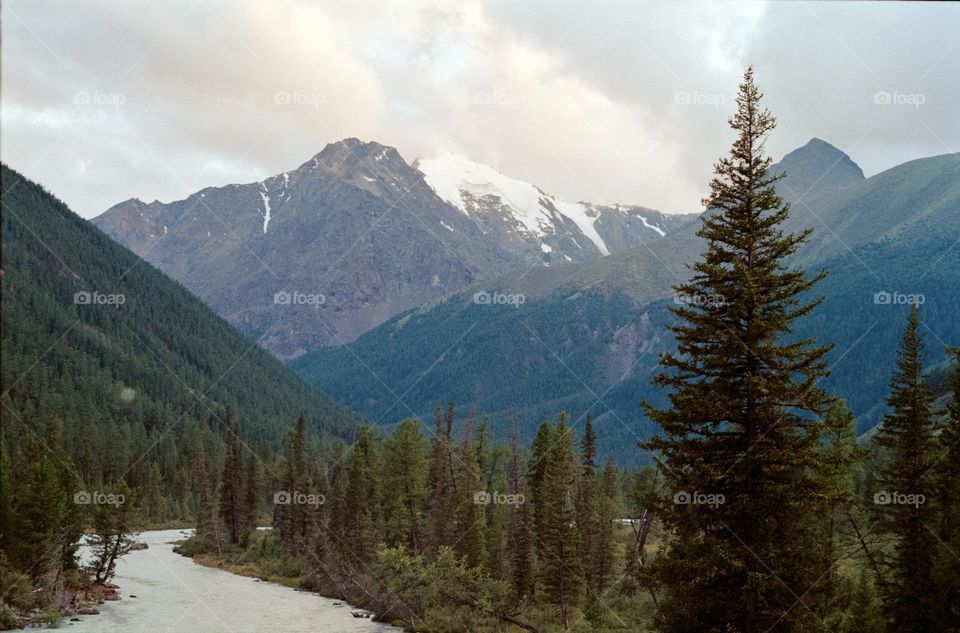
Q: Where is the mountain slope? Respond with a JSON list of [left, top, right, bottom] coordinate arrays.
[[292, 148, 960, 464], [1, 163, 363, 491], [94, 139, 691, 358], [415, 153, 695, 260]]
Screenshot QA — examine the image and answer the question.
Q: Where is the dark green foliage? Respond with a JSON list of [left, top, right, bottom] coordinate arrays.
[[87, 480, 136, 585], [0, 163, 361, 615], [642, 68, 835, 632], [540, 416, 582, 628], [872, 307, 939, 632], [1, 162, 363, 529]]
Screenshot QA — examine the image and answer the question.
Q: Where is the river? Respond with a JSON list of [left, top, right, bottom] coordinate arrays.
[[68, 529, 400, 633]]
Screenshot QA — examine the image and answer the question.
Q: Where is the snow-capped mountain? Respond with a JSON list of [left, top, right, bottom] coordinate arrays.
[[94, 139, 690, 358], [415, 153, 694, 263]]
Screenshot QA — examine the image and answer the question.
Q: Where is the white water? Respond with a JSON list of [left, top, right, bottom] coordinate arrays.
[[68, 529, 399, 633]]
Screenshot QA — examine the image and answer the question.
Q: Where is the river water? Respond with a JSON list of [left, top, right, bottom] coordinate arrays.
[[68, 529, 400, 633]]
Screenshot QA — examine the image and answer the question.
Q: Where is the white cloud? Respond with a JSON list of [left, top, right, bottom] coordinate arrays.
[[1, 0, 957, 218]]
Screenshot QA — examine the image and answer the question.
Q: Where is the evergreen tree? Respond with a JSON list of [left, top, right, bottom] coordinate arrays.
[[527, 421, 554, 563], [241, 455, 261, 544], [932, 347, 960, 630], [842, 570, 885, 633], [872, 306, 938, 632], [576, 416, 598, 595], [540, 416, 581, 629], [507, 419, 535, 604], [426, 403, 457, 553], [345, 425, 380, 563], [194, 455, 223, 554], [642, 67, 834, 632], [276, 414, 309, 553], [382, 418, 428, 553], [454, 420, 486, 569], [815, 399, 868, 616], [87, 480, 136, 585], [219, 408, 247, 545], [592, 459, 619, 596]]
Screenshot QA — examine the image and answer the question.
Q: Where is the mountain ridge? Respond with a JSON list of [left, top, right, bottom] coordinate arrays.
[[93, 138, 694, 358]]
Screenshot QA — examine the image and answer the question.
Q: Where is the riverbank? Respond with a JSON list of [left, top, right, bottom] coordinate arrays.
[[64, 530, 398, 633]]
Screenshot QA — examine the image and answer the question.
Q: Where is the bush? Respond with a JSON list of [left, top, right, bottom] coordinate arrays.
[[0, 603, 17, 631], [33, 607, 64, 628]]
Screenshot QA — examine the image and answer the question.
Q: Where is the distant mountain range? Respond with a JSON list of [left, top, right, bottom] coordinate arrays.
[[291, 140, 960, 464], [93, 139, 696, 358], [90, 138, 959, 465]]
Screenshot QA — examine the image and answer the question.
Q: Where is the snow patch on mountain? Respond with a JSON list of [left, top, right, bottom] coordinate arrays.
[[259, 184, 272, 233], [416, 153, 610, 254], [638, 215, 665, 237]]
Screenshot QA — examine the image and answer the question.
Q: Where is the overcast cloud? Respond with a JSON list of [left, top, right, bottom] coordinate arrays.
[[2, 0, 957, 218]]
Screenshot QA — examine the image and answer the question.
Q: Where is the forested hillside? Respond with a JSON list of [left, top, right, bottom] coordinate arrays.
[[294, 150, 960, 460], [0, 163, 363, 523]]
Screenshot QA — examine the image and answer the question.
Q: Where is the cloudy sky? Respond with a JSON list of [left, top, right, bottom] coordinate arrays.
[[2, 0, 958, 218]]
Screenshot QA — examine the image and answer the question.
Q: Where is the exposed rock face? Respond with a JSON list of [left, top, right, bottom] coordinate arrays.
[[95, 139, 687, 358]]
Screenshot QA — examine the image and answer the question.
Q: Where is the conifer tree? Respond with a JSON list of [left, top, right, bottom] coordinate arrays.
[[507, 419, 535, 604], [454, 420, 486, 568], [527, 421, 554, 562], [815, 399, 868, 615], [642, 67, 834, 632], [345, 425, 380, 563], [426, 403, 457, 552], [873, 306, 938, 632], [194, 455, 223, 555], [382, 418, 428, 553], [576, 416, 598, 595], [219, 408, 246, 545], [592, 459, 619, 596], [276, 414, 310, 553], [540, 416, 581, 629], [932, 347, 960, 629], [241, 455, 261, 545]]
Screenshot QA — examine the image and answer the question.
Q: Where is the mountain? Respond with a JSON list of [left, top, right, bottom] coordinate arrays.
[[1, 163, 363, 493], [291, 145, 960, 465], [415, 153, 695, 260], [94, 139, 693, 358], [775, 137, 864, 203]]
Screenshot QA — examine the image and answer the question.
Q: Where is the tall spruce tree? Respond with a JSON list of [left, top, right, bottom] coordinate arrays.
[[507, 418, 535, 604], [872, 306, 938, 632], [527, 420, 555, 564], [577, 416, 598, 597], [382, 418, 428, 553], [219, 408, 246, 545], [426, 403, 457, 552], [454, 419, 486, 568], [540, 416, 582, 629], [642, 67, 834, 632]]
